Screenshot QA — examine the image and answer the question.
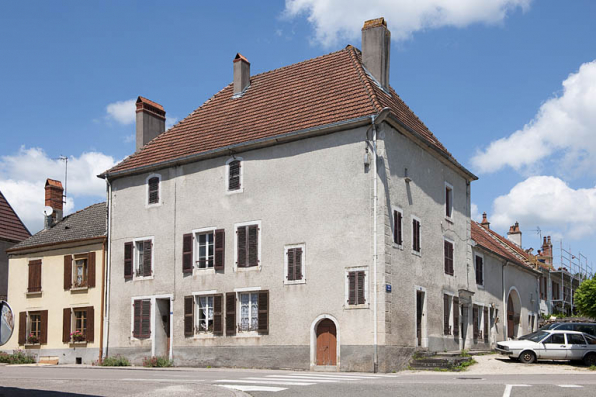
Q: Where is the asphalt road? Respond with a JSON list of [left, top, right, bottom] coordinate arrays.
[[1, 366, 595, 397]]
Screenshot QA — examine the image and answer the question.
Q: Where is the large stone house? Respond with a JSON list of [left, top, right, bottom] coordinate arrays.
[[100, 18, 479, 372], [3, 180, 106, 364]]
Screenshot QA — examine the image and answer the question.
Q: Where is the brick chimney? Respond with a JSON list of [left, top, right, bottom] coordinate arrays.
[[507, 221, 522, 247], [233, 53, 250, 96], [480, 212, 490, 230], [44, 179, 63, 229], [541, 236, 553, 266], [361, 17, 391, 90], [136, 96, 166, 152]]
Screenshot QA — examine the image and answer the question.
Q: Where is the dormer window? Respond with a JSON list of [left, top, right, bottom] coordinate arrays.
[[148, 177, 160, 205], [226, 157, 243, 193]]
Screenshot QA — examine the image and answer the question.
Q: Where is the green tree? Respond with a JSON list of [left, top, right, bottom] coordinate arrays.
[[574, 277, 596, 319]]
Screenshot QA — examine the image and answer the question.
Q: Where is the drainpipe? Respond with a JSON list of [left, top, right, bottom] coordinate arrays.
[[98, 238, 106, 363], [371, 115, 378, 373], [502, 261, 510, 338], [102, 178, 113, 358]]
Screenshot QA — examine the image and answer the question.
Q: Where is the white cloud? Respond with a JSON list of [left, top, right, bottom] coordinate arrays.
[[471, 60, 596, 177], [490, 176, 596, 240], [166, 117, 178, 130], [0, 147, 117, 234], [283, 0, 531, 47], [106, 99, 136, 125], [471, 202, 481, 222]]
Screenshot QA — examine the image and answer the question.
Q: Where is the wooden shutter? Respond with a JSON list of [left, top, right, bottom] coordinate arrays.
[[237, 226, 246, 267], [394, 211, 403, 245], [228, 160, 241, 190], [40, 310, 48, 344], [213, 294, 223, 335], [357, 271, 365, 304], [86, 306, 95, 342], [397, 212, 403, 245], [453, 298, 460, 338], [28, 260, 42, 292], [88, 252, 96, 288], [124, 242, 133, 280], [248, 225, 258, 267], [287, 249, 295, 281], [473, 306, 479, 339], [476, 256, 483, 284], [18, 312, 27, 345], [133, 300, 141, 338], [214, 229, 225, 270], [143, 240, 152, 277], [258, 290, 269, 335], [445, 241, 454, 275], [148, 177, 159, 204], [443, 295, 450, 335], [446, 187, 451, 217], [141, 300, 151, 338], [483, 307, 489, 343], [413, 220, 420, 252], [225, 292, 236, 336], [63, 308, 71, 343], [182, 233, 193, 274], [184, 296, 194, 337], [295, 247, 303, 280], [64, 255, 72, 290], [348, 272, 356, 305]]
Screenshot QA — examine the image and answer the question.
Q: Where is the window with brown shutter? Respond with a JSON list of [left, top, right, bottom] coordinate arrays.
[[63, 308, 71, 343], [225, 293, 236, 336], [214, 229, 225, 270], [236, 224, 259, 268], [213, 294, 223, 335], [133, 299, 151, 339], [412, 219, 421, 253], [443, 295, 451, 335], [39, 310, 48, 344], [64, 255, 72, 290], [88, 252, 96, 288], [18, 312, 26, 345], [473, 306, 479, 340], [347, 271, 366, 305], [141, 240, 152, 277], [393, 210, 403, 246], [475, 255, 483, 285], [148, 177, 159, 204], [28, 260, 42, 293], [86, 306, 94, 342], [444, 240, 454, 275], [124, 242, 133, 280], [184, 296, 194, 337], [258, 291, 269, 335], [182, 234, 193, 275], [453, 298, 460, 338], [286, 246, 304, 282], [483, 307, 489, 343], [228, 160, 241, 191]]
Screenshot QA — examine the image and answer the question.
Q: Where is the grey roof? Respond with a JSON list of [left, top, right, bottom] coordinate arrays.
[[9, 202, 106, 251]]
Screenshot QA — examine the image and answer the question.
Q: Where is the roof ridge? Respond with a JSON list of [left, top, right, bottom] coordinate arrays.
[[475, 221, 529, 266], [346, 46, 383, 113]]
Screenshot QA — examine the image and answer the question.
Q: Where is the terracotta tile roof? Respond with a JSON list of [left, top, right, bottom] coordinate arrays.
[[104, 46, 463, 177], [9, 203, 106, 251], [0, 190, 31, 242], [471, 221, 536, 271]]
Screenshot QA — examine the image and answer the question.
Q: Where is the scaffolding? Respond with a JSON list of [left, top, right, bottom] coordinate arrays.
[[550, 241, 593, 315]]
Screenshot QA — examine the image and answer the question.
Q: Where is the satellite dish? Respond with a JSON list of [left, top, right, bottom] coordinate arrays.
[[43, 206, 54, 216], [0, 301, 14, 346]]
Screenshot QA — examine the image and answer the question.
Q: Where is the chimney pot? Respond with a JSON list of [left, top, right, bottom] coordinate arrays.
[[233, 53, 251, 96], [480, 212, 490, 230], [361, 17, 391, 89], [44, 178, 64, 228], [507, 221, 522, 247], [136, 96, 166, 152]]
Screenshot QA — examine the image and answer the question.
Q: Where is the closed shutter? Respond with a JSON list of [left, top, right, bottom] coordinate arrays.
[[19, 312, 27, 345], [213, 294, 223, 335], [248, 225, 258, 267], [475, 256, 483, 285], [63, 308, 71, 343], [258, 291, 269, 335], [40, 310, 48, 344], [228, 160, 241, 190], [237, 226, 246, 267], [148, 177, 159, 204], [184, 296, 194, 337], [64, 255, 72, 290], [483, 307, 489, 343], [225, 293, 236, 336], [453, 298, 460, 338], [348, 272, 356, 305], [473, 306, 479, 340], [28, 260, 42, 292], [394, 211, 403, 245], [295, 248, 303, 280], [86, 306, 94, 342], [143, 241, 152, 277], [88, 252, 96, 288], [124, 242, 133, 280], [357, 271, 365, 304], [445, 241, 454, 275], [214, 229, 225, 270], [133, 300, 141, 338], [182, 234, 193, 274], [413, 220, 420, 252], [443, 295, 450, 335], [287, 249, 295, 281], [141, 300, 151, 338]]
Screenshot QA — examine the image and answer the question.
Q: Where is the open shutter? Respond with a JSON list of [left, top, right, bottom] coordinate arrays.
[[141, 300, 151, 338], [182, 234, 193, 275], [63, 308, 71, 343], [19, 312, 27, 345], [64, 255, 72, 290], [184, 296, 194, 337], [287, 249, 295, 281], [133, 300, 141, 338], [225, 292, 236, 336], [444, 295, 450, 335], [213, 294, 223, 335], [86, 306, 94, 342], [143, 241, 152, 277], [295, 248, 303, 280], [453, 298, 460, 338], [124, 242, 133, 280], [258, 290, 269, 335], [348, 272, 356, 305], [88, 252, 96, 288], [397, 212, 403, 245], [248, 225, 258, 267], [483, 307, 489, 343], [40, 310, 48, 344], [214, 229, 225, 270], [412, 220, 418, 251], [357, 271, 365, 304], [237, 226, 246, 267], [473, 306, 479, 339]]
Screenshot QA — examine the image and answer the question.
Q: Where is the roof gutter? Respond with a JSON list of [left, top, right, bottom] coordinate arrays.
[[99, 115, 374, 181]]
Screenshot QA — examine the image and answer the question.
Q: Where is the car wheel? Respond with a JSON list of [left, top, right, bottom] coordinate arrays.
[[518, 351, 536, 364], [583, 353, 596, 367]]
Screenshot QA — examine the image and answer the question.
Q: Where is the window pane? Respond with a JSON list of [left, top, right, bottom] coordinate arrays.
[[567, 334, 586, 345], [250, 294, 258, 331], [240, 294, 249, 331]]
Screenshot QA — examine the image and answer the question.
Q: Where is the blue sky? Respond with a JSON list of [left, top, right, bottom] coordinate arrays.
[[1, 1, 595, 271]]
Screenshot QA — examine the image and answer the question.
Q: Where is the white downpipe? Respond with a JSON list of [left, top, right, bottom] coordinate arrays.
[[371, 115, 378, 373], [102, 179, 112, 358]]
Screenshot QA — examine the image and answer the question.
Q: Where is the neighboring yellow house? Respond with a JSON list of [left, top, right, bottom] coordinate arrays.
[[3, 179, 106, 364]]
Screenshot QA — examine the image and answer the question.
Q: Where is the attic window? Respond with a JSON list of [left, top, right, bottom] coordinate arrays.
[[147, 175, 160, 205], [226, 158, 243, 193]]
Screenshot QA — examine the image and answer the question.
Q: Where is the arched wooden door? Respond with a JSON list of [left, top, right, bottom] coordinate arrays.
[[507, 295, 514, 339], [316, 319, 337, 366]]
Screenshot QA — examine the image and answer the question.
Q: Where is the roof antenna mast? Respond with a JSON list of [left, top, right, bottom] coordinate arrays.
[[58, 156, 68, 205]]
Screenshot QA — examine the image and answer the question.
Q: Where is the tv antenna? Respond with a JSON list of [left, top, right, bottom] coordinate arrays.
[[56, 156, 68, 204]]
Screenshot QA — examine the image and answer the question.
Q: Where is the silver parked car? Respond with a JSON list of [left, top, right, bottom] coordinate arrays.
[[495, 330, 596, 366]]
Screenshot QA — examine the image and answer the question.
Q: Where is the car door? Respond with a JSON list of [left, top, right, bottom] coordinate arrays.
[[566, 333, 588, 360], [540, 333, 568, 360]]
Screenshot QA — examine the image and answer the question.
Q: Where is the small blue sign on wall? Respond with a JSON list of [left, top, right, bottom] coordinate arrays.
[[386, 284, 392, 293]]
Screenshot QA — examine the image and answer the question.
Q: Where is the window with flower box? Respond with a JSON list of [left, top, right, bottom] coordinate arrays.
[[18, 310, 48, 345], [62, 307, 94, 343]]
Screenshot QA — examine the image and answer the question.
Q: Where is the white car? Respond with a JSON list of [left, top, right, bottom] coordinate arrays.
[[495, 329, 596, 366]]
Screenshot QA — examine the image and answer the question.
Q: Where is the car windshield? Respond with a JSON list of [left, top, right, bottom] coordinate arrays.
[[526, 331, 550, 342]]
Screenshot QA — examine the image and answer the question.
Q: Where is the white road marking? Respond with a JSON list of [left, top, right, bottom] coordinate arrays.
[[121, 378, 205, 383], [558, 385, 583, 388], [263, 376, 339, 382], [219, 385, 288, 392], [215, 379, 315, 386], [503, 384, 531, 397], [290, 373, 377, 379]]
